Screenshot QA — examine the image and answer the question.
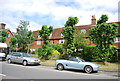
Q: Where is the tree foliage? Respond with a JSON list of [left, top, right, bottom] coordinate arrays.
[[10, 37, 18, 51], [39, 25, 53, 45], [16, 20, 34, 52], [38, 45, 53, 60], [38, 25, 53, 59], [73, 31, 88, 52], [26, 31, 35, 53], [50, 44, 63, 54], [0, 30, 8, 43], [61, 17, 79, 54], [89, 14, 119, 62]]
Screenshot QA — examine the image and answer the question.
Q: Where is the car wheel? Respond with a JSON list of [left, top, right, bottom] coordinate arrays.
[[84, 65, 93, 73], [23, 61, 27, 66], [57, 64, 64, 71], [7, 59, 12, 64]]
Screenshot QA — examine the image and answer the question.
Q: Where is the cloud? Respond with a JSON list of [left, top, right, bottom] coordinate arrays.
[[0, 0, 119, 32]]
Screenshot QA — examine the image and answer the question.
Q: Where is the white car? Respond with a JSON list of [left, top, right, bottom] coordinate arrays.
[[0, 52, 6, 60], [55, 57, 99, 73]]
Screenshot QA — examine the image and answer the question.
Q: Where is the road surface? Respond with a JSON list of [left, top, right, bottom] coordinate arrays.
[[0, 61, 119, 80]]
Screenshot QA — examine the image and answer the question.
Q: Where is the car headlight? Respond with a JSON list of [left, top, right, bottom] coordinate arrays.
[[30, 60, 35, 62]]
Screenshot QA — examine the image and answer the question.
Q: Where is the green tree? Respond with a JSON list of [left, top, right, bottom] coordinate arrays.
[[26, 31, 35, 53], [10, 37, 18, 51], [16, 20, 34, 52], [39, 25, 53, 45], [89, 14, 119, 63], [38, 25, 53, 59], [61, 17, 79, 55], [0, 30, 8, 43], [73, 31, 88, 52]]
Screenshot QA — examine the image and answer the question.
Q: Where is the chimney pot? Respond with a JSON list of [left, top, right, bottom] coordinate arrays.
[[91, 15, 96, 25]]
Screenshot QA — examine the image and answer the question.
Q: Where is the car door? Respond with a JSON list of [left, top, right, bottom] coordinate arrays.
[[16, 54, 23, 63], [67, 57, 81, 69], [11, 53, 18, 63]]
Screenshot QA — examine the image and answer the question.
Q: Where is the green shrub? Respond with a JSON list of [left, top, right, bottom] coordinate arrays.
[[38, 45, 54, 60], [107, 46, 118, 62], [31, 51, 36, 54], [81, 46, 118, 62]]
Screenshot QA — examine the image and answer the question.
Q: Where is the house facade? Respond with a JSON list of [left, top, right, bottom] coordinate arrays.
[[30, 16, 120, 51], [0, 23, 14, 47]]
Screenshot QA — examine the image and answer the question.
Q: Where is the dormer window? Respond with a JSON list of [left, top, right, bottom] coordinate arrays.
[[61, 34, 63, 37]]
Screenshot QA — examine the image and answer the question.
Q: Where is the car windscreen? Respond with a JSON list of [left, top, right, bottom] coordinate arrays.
[[75, 57, 85, 62], [22, 53, 31, 57]]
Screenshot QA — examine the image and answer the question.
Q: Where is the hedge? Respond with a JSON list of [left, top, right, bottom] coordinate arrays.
[[74, 46, 118, 62]]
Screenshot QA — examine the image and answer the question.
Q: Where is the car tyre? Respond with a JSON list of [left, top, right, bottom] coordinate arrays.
[[84, 65, 93, 73], [7, 59, 12, 64], [57, 64, 64, 71], [23, 61, 27, 66]]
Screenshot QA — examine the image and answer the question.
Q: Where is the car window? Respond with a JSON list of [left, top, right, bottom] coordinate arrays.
[[13, 54, 21, 57], [68, 57, 78, 62], [22, 53, 31, 57]]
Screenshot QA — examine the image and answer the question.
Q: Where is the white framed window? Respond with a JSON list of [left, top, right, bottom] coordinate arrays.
[[52, 40, 54, 44], [37, 40, 41, 45], [50, 33, 52, 37], [38, 35, 40, 38], [81, 29, 86, 33], [115, 37, 120, 43], [8, 34, 11, 37], [59, 39, 64, 44]]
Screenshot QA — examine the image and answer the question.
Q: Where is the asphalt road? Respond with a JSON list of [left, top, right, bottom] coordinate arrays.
[[0, 61, 119, 79]]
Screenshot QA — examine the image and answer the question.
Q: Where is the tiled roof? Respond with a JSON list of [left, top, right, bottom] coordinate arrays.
[[32, 22, 120, 40]]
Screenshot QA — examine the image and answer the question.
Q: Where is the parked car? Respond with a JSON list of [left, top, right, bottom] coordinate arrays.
[[0, 52, 6, 61], [0, 43, 8, 61], [55, 57, 99, 73], [6, 52, 40, 66]]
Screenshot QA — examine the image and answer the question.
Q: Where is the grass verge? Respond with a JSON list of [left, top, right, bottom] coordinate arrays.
[[31, 55, 119, 71], [41, 60, 119, 71]]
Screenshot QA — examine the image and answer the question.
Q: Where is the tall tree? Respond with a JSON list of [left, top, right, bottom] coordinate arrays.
[[38, 25, 53, 59], [10, 37, 18, 51], [16, 20, 34, 52], [61, 17, 79, 55], [89, 14, 119, 63], [39, 25, 53, 45], [0, 30, 8, 43]]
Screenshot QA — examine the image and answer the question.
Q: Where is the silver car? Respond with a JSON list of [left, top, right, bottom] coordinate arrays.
[[55, 57, 99, 73], [6, 52, 40, 66]]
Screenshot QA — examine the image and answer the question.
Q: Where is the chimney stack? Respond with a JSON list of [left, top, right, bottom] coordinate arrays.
[[91, 15, 96, 25], [0, 23, 6, 30]]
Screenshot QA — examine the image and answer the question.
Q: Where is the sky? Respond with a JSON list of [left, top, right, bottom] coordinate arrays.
[[0, 0, 119, 32]]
